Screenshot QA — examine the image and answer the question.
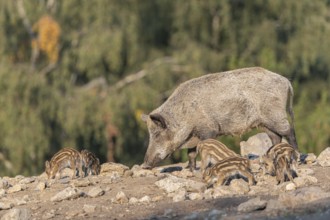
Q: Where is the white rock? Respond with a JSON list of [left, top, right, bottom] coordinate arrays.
[[172, 189, 186, 202], [35, 182, 46, 191], [237, 197, 267, 212], [317, 147, 330, 167], [115, 191, 128, 204], [240, 133, 272, 156], [0, 189, 6, 197], [87, 186, 105, 198], [304, 153, 317, 164], [155, 175, 205, 193], [1, 208, 31, 220], [50, 187, 84, 202], [128, 197, 139, 204], [188, 193, 203, 201], [285, 182, 296, 191], [139, 196, 151, 203], [229, 179, 250, 194]]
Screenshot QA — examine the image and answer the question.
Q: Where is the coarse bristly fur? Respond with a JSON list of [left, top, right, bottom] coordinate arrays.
[[197, 139, 238, 174], [81, 149, 101, 176], [260, 142, 299, 184], [203, 156, 256, 187], [45, 148, 83, 179], [141, 67, 299, 171]]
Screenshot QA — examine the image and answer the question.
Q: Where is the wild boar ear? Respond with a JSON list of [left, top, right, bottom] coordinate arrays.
[[141, 114, 149, 122], [150, 113, 167, 129]]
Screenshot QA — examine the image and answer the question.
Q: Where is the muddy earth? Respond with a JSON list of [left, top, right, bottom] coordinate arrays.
[[0, 148, 330, 220]]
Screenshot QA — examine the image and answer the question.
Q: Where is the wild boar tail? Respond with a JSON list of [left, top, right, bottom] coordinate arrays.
[[287, 84, 295, 128]]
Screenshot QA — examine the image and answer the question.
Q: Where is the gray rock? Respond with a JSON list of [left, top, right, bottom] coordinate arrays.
[[229, 179, 250, 194], [155, 175, 206, 193], [317, 147, 330, 167], [87, 186, 105, 198], [0, 202, 14, 210], [240, 133, 272, 156], [1, 208, 31, 220], [237, 197, 267, 212], [114, 191, 128, 204], [266, 199, 285, 211], [279, 187, 330, 208], [139, 195, 151, 203], [50, 187, 84, 202]]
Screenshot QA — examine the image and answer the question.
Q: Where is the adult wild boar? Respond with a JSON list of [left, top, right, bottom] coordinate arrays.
[[141, 67, 298, 170]]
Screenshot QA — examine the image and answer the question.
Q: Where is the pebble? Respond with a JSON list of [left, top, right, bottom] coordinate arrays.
[[188, 193, 203, 201], [237, 197, 267, 212], [114, 191, 128, 204], [35, 182, 47, 191], [285, 182, 296, 191]]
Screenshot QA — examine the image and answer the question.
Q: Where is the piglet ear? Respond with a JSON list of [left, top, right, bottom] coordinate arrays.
[[150, 113, 167, 129], [141, 114, 149, 122]]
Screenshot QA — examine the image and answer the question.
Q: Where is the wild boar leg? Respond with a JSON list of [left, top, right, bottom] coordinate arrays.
[[264, 128, 281, 146], [188, 147, 197, 171]]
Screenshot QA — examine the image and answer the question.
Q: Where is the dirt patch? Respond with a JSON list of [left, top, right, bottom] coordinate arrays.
[[0, 162, 330, 220]]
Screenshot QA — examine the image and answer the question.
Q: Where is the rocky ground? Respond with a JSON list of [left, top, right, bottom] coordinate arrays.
[[0, 146, 330, 220]]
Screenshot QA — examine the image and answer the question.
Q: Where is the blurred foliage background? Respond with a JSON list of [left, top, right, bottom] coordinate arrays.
[[0, 0, 329, 176]]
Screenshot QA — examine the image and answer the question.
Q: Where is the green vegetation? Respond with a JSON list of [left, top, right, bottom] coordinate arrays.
[[0, 0, 329, 176]]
